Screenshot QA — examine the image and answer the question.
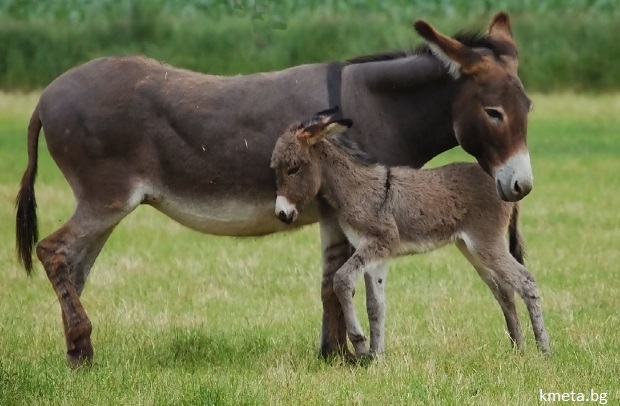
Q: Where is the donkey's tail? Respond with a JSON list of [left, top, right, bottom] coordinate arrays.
[[15, 104, 42, 276], [508, 204, 526, 265]]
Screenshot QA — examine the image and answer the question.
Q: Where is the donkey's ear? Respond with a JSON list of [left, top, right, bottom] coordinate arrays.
[[414, 20, 484, 78], [323, 119, 352, 139], [488, 12, 515, 45]]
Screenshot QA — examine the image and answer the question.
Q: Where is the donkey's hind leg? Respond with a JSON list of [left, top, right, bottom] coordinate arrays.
[[456, 240, 524, 349], [36, 201, 135, 368], [364, 262, 388, 356]]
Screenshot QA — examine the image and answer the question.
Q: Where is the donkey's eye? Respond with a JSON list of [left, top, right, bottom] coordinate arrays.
[[287, 166, 300, 176], [484, 107, 504, 121]]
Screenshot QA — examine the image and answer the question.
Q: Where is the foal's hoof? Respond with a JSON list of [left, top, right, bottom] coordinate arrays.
[[539, 345, 551, 357], [66, 347, 94, 369]]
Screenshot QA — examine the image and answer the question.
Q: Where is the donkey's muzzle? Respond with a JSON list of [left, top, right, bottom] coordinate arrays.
[[494, 150, 533, 202], [275, 195, 298, 224]]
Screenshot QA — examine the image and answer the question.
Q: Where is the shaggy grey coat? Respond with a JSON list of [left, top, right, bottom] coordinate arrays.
[[271, 109, 549, 358]]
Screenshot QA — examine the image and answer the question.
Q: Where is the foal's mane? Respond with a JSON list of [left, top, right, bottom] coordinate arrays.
[[345, 30, 515, 65], [328, 133, 378, 166]]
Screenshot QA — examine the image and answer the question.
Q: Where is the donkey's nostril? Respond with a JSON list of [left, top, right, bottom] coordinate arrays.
[[510, 177, 532, 200], [278, 211, 286, 220]]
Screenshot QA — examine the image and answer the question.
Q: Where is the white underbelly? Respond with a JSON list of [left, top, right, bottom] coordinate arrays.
[[149, 191, 317, 236], [339, 218, 453, 256]]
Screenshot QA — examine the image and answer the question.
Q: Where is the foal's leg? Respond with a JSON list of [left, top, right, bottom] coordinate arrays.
[[333, 254, 369, 356], [364, 262, 388, 356], [456, 240, 523, 349], [462, 238, 550, 354], [36, 201, 135, 368], [500, 256, 550, 354], [317, 203, 353, 359], [333, 238, 393, 357]]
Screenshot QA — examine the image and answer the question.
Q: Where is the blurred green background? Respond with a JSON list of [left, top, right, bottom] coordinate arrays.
[[0, 0, 618, 92]]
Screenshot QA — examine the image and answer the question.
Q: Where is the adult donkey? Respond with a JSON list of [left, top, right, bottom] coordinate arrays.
[[16, 12, 533, 368]]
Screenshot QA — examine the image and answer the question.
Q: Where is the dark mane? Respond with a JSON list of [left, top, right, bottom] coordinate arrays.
[[346, 50, 409, 65], [345, 30, 515, 65], [329, 133, 378, 166]]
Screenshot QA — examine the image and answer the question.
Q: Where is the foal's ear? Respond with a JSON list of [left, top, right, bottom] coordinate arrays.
[[323, 119, 352, 138], [297, 124, 325, 146], [413, 19, 484, 78], [299, 119, 352, 146]]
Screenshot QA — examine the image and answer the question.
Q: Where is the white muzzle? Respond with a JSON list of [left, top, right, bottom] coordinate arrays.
[[494, 150, 534, 202], [275, 195, 298, 224]]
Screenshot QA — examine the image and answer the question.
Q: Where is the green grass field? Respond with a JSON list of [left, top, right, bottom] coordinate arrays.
[[0, 92, 618, 405]]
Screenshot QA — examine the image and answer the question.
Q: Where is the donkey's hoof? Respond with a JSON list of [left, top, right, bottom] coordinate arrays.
[[66, 348, 94, 369], [319, 343, 355, 361]]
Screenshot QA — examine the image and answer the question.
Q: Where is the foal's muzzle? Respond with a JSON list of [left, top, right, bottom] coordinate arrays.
[[494, 150, 533, 202], [275, 195, 298, 224]]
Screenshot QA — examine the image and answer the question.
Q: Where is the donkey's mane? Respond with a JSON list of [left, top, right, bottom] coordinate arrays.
[[345, 30, 514, 65], [329, 133, 378, 166], [346, 50, 409, 65]]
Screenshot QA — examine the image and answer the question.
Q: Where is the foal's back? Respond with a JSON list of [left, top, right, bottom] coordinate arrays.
[[389, 162, 514, 247]]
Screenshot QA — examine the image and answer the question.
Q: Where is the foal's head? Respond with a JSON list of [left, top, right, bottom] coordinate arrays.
[[270, 107, 351, 224], [415, 12, 533, 201]]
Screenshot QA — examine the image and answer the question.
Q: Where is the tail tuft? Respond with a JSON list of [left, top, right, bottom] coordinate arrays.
[[15, 105, 41, 275]]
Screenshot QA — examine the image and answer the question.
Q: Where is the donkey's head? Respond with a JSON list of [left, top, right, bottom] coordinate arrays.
[[415, 12, 533, 202], [270, 107, 352, 224]]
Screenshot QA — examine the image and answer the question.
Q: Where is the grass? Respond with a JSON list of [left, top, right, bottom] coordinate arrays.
[[1, 7, 619, 91], [0, 91, 619, 405]]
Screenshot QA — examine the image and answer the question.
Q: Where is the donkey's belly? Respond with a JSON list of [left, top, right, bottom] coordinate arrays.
[[339, 219, 456, 256], [148, 192, 318, 236]]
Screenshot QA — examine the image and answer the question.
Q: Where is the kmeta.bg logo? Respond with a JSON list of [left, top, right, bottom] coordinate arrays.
[[539, 389, 607, 404]]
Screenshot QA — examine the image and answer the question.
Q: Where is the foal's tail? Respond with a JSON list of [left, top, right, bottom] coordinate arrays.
[[15, 104, 42, 276], [508, 204, 526, 265]]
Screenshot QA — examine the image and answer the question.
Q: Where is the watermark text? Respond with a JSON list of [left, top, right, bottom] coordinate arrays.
[[539, 389, 607, 404]]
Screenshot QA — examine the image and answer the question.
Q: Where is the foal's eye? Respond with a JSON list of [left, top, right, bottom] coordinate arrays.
[[287, 166, 300, 176], [484, 107, 504, 122]]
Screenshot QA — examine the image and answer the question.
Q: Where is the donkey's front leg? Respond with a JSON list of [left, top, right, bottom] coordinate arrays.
[[318, 203, 353, 359]]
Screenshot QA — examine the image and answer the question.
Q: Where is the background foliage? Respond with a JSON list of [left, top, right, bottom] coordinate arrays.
[[0, 0, 618, 91]]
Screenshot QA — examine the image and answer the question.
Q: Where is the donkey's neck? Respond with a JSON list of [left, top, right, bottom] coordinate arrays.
[[341, 54, 461, 168], [314, 139, 388, 212]]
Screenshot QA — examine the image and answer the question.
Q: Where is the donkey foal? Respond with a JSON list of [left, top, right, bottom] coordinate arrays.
[[270, 107, 550, 359]]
